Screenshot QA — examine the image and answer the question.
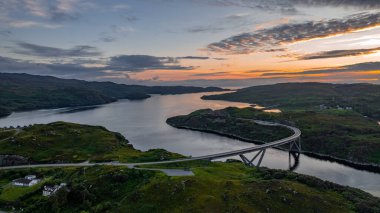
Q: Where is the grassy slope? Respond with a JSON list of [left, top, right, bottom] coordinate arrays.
[[167, 107, 380, 164], [202, 82, 380, 119], [0, 122, 182, 163], [0, 73, 226, 117], [0, 163, 379, 212], [167, 108, 292, 143], [0, 179, 48, 202]]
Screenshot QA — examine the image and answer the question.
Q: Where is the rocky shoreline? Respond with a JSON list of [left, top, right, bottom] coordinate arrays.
[[0, 154, 29, 167]]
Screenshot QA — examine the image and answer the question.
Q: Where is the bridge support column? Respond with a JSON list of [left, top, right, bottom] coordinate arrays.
[[288, 137, 301, 171], [239, 149, 266, 167], [289, 137, 301, 153]]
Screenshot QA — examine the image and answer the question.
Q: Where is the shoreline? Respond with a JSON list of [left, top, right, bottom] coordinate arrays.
[[167, 121, 380, 173]]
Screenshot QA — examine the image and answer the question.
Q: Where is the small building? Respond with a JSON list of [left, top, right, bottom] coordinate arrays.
[[25, 175, 36, 180], [42, 183, 67, 197], [319, 104, 328, 110], [12, 175, 40, 187]]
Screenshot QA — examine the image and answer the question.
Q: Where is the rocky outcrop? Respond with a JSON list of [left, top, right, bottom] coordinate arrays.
[[0, 154, 29, 166]]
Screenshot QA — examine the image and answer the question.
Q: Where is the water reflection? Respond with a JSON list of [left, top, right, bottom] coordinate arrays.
[[289, 152, 300, 171]]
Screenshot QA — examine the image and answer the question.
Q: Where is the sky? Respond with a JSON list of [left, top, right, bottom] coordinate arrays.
[[1, 0, 380, 87]]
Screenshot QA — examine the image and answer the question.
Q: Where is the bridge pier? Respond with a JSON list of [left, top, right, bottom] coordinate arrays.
[[288, 137, 301, 170], [289, 137, 301, 153], [239, 136, 301, 169], [239, 149, 266, 167]]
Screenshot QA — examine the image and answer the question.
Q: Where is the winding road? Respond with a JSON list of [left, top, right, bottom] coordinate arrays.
[[0, 120, 301, 171]]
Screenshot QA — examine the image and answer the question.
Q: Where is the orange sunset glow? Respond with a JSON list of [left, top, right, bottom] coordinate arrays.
[[1, 0, 380, 87]]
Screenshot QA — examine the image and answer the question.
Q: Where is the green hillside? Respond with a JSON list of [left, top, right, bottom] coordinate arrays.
[[0, 73, 226, 117], [203, 82, 380, 119], [0, 122, 182, 164]]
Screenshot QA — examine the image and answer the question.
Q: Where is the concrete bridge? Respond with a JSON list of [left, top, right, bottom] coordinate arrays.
[[0, 120, 301, 170]]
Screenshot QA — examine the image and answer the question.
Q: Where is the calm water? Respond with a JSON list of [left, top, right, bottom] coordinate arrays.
[[0, 92, 379, 197]]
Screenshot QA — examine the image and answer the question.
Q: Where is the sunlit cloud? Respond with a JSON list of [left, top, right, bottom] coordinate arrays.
[[206, 12, 380, 54], [6, 20, 63, 28]]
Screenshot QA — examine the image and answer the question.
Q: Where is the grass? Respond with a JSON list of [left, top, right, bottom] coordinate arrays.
[[0, 179, 47, 202], [0, 129, 17, 141], [0, 162, 379, 212], [0, 122, 183, 164], [167, 107, 292, 143]]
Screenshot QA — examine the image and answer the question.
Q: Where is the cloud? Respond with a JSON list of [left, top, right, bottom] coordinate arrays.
[[107, 55, 194, 72], [187, 26, 226, 33], [0, 53, 200, 82], [192, 71, 229, 76], [200, 0, 380, 12], [111, 25, 136, 33], [206, 12, 380, 54], [11, 42, 102, 57], [287, 0, 380, 8], [100, 36, 116, 42], [186, 12, 255, 34], [225, 13, 250, 20], [0, 0, 93, 28], [0, 55, 106, 78], [6, 20, 63, 28], [122, 15, 138, 22], [0, 48, 205, 82], [99, 32, 117, 43], [262, 61, 380, 76], [213, 57, 228, 60], [177, 56, 210, 60], [295, 47, 380, 60], [0, 30, 12, 37], [112, 4, 129, 10]]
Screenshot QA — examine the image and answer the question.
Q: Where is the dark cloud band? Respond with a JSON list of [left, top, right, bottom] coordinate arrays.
[[108, 55, 194, 71], [12, 42, 102, 57], [262, 61, 380, 76], [201, 0, 380, 12], [296, 47, 380, 60]]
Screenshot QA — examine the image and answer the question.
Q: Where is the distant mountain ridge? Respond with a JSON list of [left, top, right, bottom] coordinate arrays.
[[0, 73, 226, 117]]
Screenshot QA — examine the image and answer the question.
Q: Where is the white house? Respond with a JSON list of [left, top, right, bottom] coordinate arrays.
[[42, 183, 67, 197], [12, 175, 40, 187], [25, 175, 36, 180]]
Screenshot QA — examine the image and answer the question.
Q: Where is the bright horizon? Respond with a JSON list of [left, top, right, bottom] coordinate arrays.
[[1, 0, 380, 87]]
